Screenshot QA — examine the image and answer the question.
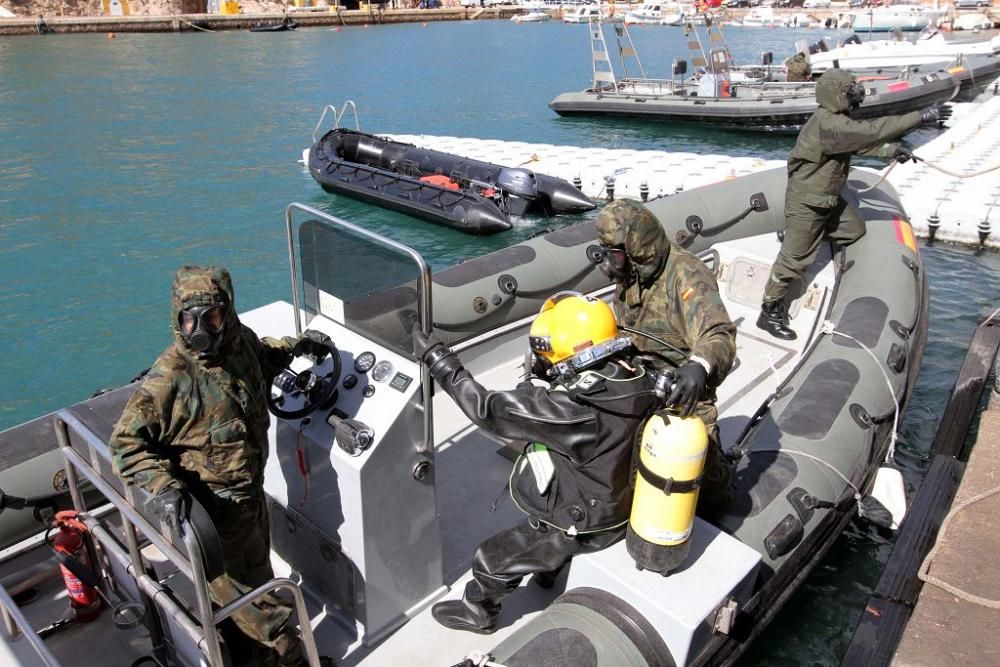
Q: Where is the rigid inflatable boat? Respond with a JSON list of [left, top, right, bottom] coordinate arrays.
[[551, 19, 959, 132], [307, 129, 595, 235], [0, 166, 926, 666]]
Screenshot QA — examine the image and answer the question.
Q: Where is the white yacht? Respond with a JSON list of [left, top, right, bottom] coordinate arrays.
[[808, 30, 1000, 72], [563, 5, 602, 23], [849, 3, 947, 32]]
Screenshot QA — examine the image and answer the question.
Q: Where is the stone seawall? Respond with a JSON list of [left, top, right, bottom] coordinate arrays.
[[0, 7, 520, 35]]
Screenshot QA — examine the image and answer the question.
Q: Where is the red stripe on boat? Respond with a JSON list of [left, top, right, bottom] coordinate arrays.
[[888, 81, 910, 93]]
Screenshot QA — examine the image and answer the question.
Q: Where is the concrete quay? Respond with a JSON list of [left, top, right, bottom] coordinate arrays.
[[0, 7, 520, 35], [892, 383, 1000, 667]]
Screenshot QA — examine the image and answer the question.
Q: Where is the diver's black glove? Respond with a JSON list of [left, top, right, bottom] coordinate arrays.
[[412, 328, 446, 364], [147, 487, 190, 535], [893, 147, 916, 164], [920, 104, 951, 125], [666, 361, 708, 418], [293, 329, 333, 361]]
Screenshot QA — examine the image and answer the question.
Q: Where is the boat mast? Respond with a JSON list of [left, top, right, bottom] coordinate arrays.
[[611, 19, 648, 80], [589, 18, 619, 90]]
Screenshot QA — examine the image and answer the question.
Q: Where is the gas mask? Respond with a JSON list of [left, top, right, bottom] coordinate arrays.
[[588, 244, 632, 285], [178, 305, 226, 359], [846, 81, 866, 111]]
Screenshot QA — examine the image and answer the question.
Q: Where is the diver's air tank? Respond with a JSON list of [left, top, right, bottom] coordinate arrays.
[[627, 411, 708, 575]]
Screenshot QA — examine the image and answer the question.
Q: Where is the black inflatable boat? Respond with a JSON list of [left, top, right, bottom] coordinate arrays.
[[307, 129, 595, 235], [249, 19, 297, 32]]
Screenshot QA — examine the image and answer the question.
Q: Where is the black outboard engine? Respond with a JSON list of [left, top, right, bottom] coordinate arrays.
[[497, 168, 540, 216], [497, 168, 539, 199]]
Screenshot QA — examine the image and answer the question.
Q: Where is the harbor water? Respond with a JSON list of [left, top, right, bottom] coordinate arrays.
[[2, 20, 999, 665]]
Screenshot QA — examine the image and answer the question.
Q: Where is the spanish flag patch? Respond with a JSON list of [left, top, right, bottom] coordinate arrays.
[[681, 287, 695, 302]]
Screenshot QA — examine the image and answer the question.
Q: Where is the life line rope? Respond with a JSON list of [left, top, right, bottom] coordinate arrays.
[[858, 153, 1000, 193], [917, 484, 1000, 609], [179, 17, 215, 33]]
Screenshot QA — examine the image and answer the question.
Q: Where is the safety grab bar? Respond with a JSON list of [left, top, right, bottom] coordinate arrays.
[[311, 100, 361, 144], [54, 411, 321, 667], [0, 583, 61, 666]]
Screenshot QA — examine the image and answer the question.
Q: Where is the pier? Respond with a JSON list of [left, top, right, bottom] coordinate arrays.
[[0, 7, 521, 35]]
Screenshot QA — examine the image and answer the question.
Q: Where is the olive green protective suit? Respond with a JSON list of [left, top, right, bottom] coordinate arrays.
[[763, 69, 922, 304], [110, 266, 304, 666], [596, 200, 738, 518], [786, 53, 812, 82]]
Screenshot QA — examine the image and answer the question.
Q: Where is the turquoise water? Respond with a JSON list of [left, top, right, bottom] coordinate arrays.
[[2, 20, 999, 665]]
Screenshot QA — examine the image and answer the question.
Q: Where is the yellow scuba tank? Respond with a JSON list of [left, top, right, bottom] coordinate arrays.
[[627, 411, 708, 575]]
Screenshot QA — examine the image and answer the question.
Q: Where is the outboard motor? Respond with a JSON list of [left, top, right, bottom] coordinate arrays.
[[497, 168, 539, 199]]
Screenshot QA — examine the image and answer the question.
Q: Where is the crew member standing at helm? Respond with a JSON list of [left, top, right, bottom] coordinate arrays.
[[110, 266, 334, 667], [758, 69, 947, 340], [593, 199, 737, 520], [413, 293, 660, 634]]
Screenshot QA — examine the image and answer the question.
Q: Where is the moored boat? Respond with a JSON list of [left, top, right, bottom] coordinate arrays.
[[307, 127, 594, 235], [849, 3, 947, 32], [807, 31, 1000, 73], [550, 20, 959, 132], [0, 164, 928, 666], [511, 10, 551, 23]]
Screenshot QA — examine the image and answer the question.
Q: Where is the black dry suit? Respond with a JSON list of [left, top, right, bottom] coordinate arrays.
[[425, 349, 660, 533]]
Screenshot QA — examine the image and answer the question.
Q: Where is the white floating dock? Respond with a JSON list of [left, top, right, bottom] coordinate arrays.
[[883, 93, 1000, 249], [303, 91, 1000, 249], [385, 134, 783, 202]]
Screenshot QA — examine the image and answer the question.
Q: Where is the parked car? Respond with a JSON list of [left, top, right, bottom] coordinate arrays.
[[954, 0, 989, 8], [723, 0, 750, 7], [802, 0, 831, 7], [419, 0, 442, 7]]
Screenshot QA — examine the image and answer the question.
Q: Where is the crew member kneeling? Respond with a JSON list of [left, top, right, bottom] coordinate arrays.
[[413, 293, 661, 634]]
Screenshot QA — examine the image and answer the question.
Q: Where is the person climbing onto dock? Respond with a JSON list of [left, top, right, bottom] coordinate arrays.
[[757, 69, 949, 340]]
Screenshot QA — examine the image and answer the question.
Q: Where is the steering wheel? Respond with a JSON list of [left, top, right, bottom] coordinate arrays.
[[267, 333, 342, 420]]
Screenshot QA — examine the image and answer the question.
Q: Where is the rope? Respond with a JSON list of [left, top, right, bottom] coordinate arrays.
[[819, 321, 900, 461], [917, 484, 1000, 609], [742, 446, 862, 500], [517, 153, 541, 167], [179, 17, 215, 32], [857, 153, 1000, 194]]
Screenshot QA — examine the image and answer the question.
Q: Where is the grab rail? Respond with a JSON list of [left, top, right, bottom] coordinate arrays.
[[53, 411, 321, 667], [311, 100, 360, 144], [0, 583, 61, 666]]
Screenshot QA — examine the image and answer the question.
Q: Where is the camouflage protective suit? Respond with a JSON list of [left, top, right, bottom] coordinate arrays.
[[763, 69, 922, 304], [786, 53, 812, 82], [595, 200, 738, 518], [110, 266, 304, 666]]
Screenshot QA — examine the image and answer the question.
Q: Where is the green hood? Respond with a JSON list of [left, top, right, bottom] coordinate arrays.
[[815, 69, 855, 114], [170, 265, 240, 356], [595, 199, 669, 287]]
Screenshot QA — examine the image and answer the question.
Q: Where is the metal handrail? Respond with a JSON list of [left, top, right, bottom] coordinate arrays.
[[310, 100, 361, 144], [212, 577, 320, 666], [0, 583, 61, 666], [283, 202, 435, 454], [54, 411, 321, 667]]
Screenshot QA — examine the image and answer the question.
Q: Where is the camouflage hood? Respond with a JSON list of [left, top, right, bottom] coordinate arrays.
[[170, 265, 241, 358], [595, 199, 670, 287], [815, 69, 855, 114]]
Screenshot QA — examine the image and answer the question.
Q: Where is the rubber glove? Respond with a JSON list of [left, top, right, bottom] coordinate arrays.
[[293, 329, 333, 361], [666, 361, 708, 418], [412, 328, 446, 363], [147, 487, 190, 534], [893, 147, 916, 163]]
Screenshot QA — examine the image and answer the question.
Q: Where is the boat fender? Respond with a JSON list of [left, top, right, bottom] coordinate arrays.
[[721, 81, 731, 98], [626, 412, 707, 575]]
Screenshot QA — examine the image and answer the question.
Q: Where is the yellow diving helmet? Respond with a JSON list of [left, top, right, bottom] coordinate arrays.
[[528, 292, 630, 378]]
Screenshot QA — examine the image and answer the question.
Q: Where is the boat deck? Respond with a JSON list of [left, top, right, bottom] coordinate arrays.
[[0, 231, 835, 666]]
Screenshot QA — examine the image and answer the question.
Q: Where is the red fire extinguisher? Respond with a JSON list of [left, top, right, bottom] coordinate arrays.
[[48, 510, 102, 623]]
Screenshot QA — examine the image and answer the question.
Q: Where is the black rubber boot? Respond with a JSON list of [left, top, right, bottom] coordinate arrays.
[[532, 566, 564, 590], [757, 300, 797, 340], [431, 599, 500, 634]]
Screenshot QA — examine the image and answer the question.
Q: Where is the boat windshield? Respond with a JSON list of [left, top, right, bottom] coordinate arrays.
[[290, 209, 429, 360]]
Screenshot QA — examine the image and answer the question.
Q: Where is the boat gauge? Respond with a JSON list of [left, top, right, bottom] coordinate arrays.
[[354, 352, 376, 374], [371, 360, 394, 383]]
